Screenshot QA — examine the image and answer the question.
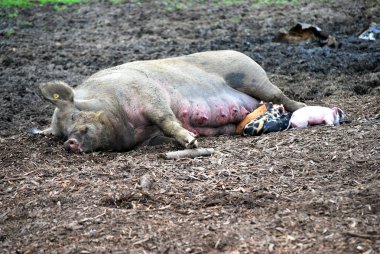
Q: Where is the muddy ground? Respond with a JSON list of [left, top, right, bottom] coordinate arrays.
[[0, 0, 379, 253]]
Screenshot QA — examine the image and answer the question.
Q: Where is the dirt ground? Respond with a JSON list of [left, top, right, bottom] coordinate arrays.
[[1, 0, 379, 253]]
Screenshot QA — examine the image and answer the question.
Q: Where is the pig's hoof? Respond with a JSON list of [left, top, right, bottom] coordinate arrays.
[[176, 130, 198, 149], [179, 136, 198, 149], [186, 138, 198, 149]]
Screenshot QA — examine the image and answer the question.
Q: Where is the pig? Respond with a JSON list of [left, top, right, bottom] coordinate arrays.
[[262, 112, 292, 133], [35, 50, 306, 152], [288, 106, 345, 129], [236, 101, 271, 135], [243, 104, 291, 136]]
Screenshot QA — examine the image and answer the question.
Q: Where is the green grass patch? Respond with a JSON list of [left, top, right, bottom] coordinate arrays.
[[0, 0, 82, 8], [39, 0, 82, 4], [0, 0, 32, 8], [52, 4, 68, 11], [4, 27, 16, 37], [222, 0, 243, 4], [228, 15, 241, 23], [7, 9, 19, 17], [254, 0, 299, 3]]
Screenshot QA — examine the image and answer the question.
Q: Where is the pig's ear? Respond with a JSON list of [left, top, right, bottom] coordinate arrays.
[[332, 107, 341, 116], [39, 81, 74, 108], [265, 102, 273, 110], [333, 107, 345, 120]]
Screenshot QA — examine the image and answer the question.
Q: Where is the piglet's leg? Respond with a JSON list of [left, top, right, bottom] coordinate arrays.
[[323, 117, 336, 126]]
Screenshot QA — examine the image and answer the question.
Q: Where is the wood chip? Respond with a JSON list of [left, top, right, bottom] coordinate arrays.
[[139, 173, 152, 191]]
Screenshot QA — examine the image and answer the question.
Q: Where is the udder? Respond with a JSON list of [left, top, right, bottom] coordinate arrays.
[[175, 92, 258, 136]]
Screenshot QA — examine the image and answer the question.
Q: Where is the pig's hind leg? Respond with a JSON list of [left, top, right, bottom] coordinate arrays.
[[243, 76, 305, 112], [227, 55, 306, 112]]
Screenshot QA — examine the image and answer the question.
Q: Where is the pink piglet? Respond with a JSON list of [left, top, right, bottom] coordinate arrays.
[[288, 106, 345, 129]]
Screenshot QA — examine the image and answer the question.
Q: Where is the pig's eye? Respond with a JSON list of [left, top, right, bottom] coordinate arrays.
[[80, 126, 88, 134], [71, 112, 81, 121]]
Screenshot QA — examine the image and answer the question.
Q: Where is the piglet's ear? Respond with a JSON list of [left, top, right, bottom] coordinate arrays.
[[265, 102, 273, 110], [39, 81, 74, 109], [332, 107, 339, 116], [279, 104, 285, 114], [333, 107, 346, 121]]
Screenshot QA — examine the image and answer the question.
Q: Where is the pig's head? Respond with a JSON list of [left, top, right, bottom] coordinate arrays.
[[64, 111, 113, 153], [332, 107, 346, 125], [270, 104, 285, 117], [39, 81, 116, 153]]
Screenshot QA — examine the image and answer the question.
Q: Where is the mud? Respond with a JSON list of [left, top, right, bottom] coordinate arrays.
[[0, 0, 379, 253]]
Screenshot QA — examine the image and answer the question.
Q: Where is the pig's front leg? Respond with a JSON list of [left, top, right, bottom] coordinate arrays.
[[148, 110, 198, 149], [163, 119, 198, 149]]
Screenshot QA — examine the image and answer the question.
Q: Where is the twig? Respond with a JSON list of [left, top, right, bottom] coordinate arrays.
[[24, 170, 38, 176], [215, 238, 221, 249], [344, 231, 380, 239], [133, 235, 150, 245], [78, 210, 107, 224], [161, 148, 215, 160], [0, 176, 26, 182]]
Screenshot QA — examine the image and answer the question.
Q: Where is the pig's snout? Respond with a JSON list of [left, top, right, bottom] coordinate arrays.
[[64, 138, 83, 153]]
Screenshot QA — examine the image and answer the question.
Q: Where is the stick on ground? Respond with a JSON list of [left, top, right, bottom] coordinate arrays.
[[162, 148, 215, 160]]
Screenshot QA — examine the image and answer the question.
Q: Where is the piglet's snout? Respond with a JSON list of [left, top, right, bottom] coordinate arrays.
[[64, 138, 82, 153]]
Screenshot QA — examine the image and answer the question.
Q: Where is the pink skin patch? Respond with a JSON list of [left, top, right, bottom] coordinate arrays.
[[124, 104, 149, 128], [230, 106, 240, 118], [186, 95, 256, 128], [65, 138, 83, 153], [123, 90, 259, 141], [239, 106, 250, 119], [185, 94, 257, 134], [209, 97, 229, 126], [290, 106, 341, 129], [189, 99, 211, 126]]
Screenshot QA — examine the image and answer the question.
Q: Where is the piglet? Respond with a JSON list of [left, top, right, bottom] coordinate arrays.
[[288, 106, 345, 129]]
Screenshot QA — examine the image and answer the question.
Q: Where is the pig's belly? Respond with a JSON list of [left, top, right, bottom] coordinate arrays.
[[173, 91, 259, 136]]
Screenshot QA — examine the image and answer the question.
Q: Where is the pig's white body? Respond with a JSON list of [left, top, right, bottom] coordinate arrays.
[[37, 50, 307, 152], [289, 106, 344, 129]]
